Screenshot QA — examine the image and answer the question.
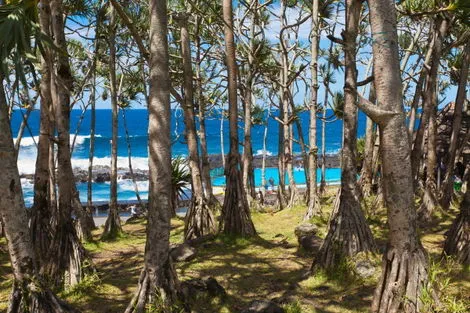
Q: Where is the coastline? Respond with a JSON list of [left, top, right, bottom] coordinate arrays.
[[19, 153, 341, 183]]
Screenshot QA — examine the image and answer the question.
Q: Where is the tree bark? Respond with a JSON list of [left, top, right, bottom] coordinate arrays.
[[365, 1, 429, 311], [220, 0, 256, 236], [440, 42, 470, 210], [125, 0, 186, 311], [178, 16, 216, 240], [1, 75, 78, 313], [442, 168, 470, 265], [46, 0, 89, 288], [30, 0, 54, 266], [304, 0, 321, 220], [411, 18, 449, 187], [315, 0, 376, 269], [359, 85, 376, 197], [102, 6, 122, 240]]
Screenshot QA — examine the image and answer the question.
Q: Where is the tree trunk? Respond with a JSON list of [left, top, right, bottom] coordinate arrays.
[[417, 18, 450, 222], [192, 21, 218, 207], [359, 85, 376, 197], [122, 110, 144, 208], [304, 0, 321, 220], [46, 0, 88, 288], [178, 16, 216, 240], [364, 1, 429, 311], [1, 75, 78, 313], [315, 0, 376, 269], [125, 1, 186, 310], [220, 0, 256, 236], [30, 0, 54, 266], [102, 6, 122, 240], [440, 42, 470, 210], [442, 168, 470, 265], [411, 18, 449, 186]]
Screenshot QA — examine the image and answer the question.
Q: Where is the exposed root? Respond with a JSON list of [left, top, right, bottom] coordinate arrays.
[[442, 204, 469, 265], [315, 189, 376, 269], [101, 207, 122, 241], [45, 221, 92, 289], [303, 196, 321, 221], [125, 261, 189, 313], [8, 281, 80, 313], [417, 181, 440, 223], [221, 161, 256, 236], [184, 196, 216, 241], [372, 247, 428, 313]]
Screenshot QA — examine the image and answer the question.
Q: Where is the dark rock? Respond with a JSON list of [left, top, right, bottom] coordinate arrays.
[[181, 277, 226, 300], [294, 224, 321, 253], [205, 277, 226, 298], [241, 300, 285, 313], [298, 234, 322, 253], [354, 260, 375, 278], [95, 172, 110, 183], [294, 223, 318, 238], [170, 243, 196, 262]]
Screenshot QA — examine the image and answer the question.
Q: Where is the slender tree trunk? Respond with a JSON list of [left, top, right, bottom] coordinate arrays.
[[261, 109, 270, 197], [220, 0, 256, 236], [220, 112, 225, 168], [359, 85, 376, 197], [363, 1, 429, 311], [122, 110, 144, 208], [443, 165, 470, 265], [411, 18, 449, 186], [125, 1, 186, 311], [305, 0, 321, 219], [102, 6, 122, 240], [417, 19, 450, 222], [195, 31, 218, 207], [1, 74, 79, 313], [178, 16, 215, 240], [46, 0, 88, 288], [315, 0, 376, 269], [440, 42, 470, 210], [30, 0, 54, 266]]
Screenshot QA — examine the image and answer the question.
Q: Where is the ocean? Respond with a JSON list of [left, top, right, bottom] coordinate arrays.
[[11, 109, 367, 206]]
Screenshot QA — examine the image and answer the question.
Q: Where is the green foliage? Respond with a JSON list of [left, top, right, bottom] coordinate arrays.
[[283, 300, 303, 313], [0, 0, 39, 77], [420, 257, 470, 313], [331, 91, 344, 119], [61, 272, 101, 298], [171, 157, 191, 202]]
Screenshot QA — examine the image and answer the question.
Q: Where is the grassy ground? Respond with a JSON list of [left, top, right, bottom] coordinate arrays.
[[0, 188, 469, 312]]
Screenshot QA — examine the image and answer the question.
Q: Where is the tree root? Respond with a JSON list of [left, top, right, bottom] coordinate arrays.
[[372, 247, 428, 313], [8, 281, 80, 313], [184, 196, 216, 241], [45, 222, 93, 289], [315, 189, 376, 269], [125, 262, 189, 313], [443, 208, 469, 265], [417, 182, 440, 224]]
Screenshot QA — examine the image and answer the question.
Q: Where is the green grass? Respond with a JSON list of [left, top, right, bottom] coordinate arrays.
[[0, 188, 469, 312]]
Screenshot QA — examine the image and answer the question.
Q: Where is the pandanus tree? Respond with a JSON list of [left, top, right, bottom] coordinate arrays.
[[0, 1, 78, 311], [220, 0, 256, 236], [102, 4, 122, 240], [358, 0, 429, 311], [176, 14, 216, 240], [315, 0, 376, 269], [125, 0, 186, 310]]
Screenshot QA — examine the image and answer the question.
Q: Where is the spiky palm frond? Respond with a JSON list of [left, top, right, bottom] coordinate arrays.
[[171, 157, 191, 201]]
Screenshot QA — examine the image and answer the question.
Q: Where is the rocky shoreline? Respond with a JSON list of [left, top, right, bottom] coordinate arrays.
[[20, 153, 340, 183]]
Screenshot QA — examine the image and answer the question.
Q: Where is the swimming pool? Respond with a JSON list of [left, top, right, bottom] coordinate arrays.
[[212, 167, 341, 187]]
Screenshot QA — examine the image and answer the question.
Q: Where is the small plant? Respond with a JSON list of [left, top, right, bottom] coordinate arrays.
[[283, 300, 303, 313], [420, 257, 470, 313]]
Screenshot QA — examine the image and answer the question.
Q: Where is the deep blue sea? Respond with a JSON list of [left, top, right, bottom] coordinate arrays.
[[11, 109, 366, 206]]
